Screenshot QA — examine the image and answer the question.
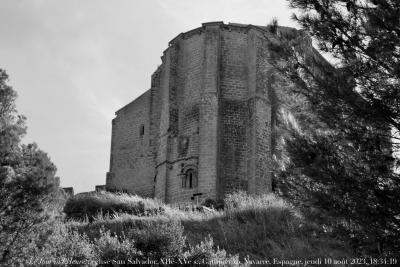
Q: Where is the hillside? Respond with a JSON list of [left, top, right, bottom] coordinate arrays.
[[55, 191, 351, 266]]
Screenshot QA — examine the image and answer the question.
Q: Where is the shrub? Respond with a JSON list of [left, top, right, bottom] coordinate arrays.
[[36, 223, 97, 266], [183, 236, 241, 267], [94, 228, 141, 263], [128, 220, 186, 260], [224, 191, 288, 211], [63, 191, 164, 220]]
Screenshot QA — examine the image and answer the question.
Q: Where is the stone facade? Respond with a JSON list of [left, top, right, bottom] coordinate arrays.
[[106, 22, 315, 204]]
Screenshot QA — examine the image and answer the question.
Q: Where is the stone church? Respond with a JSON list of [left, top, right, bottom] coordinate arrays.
[[105, 21, 324, 204]]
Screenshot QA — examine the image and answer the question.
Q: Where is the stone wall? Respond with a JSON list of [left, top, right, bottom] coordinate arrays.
[[106, 90, 154, 197], [218, 28, 250, 196], [197, 23, 220, 202]]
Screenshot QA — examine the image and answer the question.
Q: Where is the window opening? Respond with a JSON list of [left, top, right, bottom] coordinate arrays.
[[140, 124, 145, 137], [182, 168, 197, 189]]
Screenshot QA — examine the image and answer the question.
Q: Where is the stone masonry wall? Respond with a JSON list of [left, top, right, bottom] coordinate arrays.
[[197, 22, 221, 202], [107, 90, 154, 197], [218, 28, 250, 196]]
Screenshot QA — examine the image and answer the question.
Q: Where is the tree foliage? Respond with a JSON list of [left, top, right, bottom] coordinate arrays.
[[287, 0, 400, 145], [267, 0, 400, 256], [0, 69, 60, 264]]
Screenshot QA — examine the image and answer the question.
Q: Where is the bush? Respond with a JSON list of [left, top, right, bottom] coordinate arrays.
[[37, 223, 97, 266], [63, 191, 165, 220], [94, 228, 141, 264], [128, 220, 186, 260], [183, 236, 240, 267], [224, 191, 288, 211]]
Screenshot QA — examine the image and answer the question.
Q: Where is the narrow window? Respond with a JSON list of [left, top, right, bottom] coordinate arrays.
[[140, 124, 145, 137], [189, 171, 193, 188], [183, 169, 197, 189]]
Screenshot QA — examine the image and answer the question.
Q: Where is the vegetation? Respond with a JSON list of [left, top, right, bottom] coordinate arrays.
[[266, 0, 400, 257], [2, 182, 352, 265], [30, 191, 258, 266], [0, 69, 62, 265], [64, 191, 350, 265], [64, 191, 165, 220]]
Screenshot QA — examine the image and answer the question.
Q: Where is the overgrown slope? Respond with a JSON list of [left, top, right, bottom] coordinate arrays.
[[65, 191, 351, 262]]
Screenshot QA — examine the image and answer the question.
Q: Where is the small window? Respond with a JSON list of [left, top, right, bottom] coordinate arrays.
[[182, 168, 197, 189], [139, 124, 145, 137]]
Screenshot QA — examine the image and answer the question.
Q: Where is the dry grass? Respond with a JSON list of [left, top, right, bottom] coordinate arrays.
[[63, 191, 167, 220], [66, 191, 352, 261]]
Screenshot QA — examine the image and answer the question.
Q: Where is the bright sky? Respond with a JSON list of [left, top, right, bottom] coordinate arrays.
[[0, 0, 298, 193]]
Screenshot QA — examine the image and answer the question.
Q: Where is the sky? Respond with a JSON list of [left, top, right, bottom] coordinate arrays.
[[0, 0, 298, 193]]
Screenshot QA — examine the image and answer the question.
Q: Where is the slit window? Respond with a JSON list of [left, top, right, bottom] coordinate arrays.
[[140, 124, 145, 137]]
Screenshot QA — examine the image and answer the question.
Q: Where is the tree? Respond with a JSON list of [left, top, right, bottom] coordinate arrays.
[[289, 0, 400, 138], [0, 69, 60, 264], [267, 0, 400, 256]]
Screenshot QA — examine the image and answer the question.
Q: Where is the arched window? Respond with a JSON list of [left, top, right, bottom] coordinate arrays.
[[182, 168, 197, 189]]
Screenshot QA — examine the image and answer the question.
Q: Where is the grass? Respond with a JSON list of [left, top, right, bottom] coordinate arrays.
[[66, 191, 352, 261], [63, 191, 167, 220], [183, 192, 349, 259]]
